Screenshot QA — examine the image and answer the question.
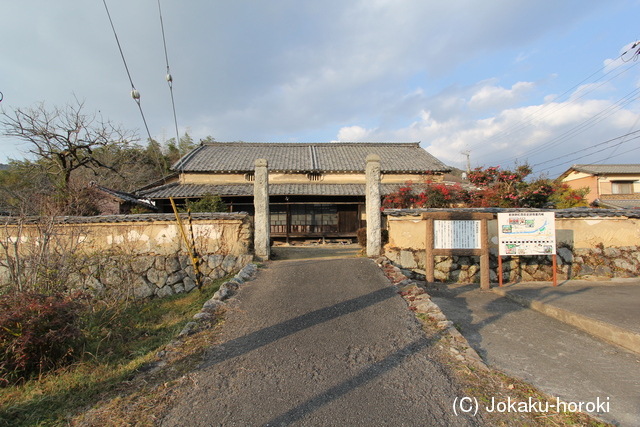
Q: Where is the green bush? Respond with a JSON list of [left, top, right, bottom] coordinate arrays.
[[0, 292, 84, 386], [183, 193, 227, 213]]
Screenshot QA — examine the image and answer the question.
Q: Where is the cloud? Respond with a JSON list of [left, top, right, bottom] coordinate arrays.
[[468, 81, 536, 111], [334, 125, 374, 142], [355, 80, 639, 176]]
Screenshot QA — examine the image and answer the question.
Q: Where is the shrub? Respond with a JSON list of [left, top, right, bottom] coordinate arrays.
[[357, 227, 367, 248], [183, 193, 227, 213], [0, 292, 85, 386]]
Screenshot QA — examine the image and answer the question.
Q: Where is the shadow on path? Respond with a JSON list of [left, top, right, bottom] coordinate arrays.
[[264, 337, 432, 426], [200, 286, 396, 370]]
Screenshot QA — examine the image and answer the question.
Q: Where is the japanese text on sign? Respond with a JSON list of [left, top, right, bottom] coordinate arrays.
[[434, 220, 481, 249], [497, 212, 556, 255]]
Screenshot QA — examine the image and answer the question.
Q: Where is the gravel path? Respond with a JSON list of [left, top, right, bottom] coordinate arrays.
[[161, 257, 484, 426]]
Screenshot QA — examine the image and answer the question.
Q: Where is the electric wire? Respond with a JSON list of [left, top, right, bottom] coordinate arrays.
[[490, 85, 640, 166], [470, 58, 633, 158], [532, 129, 640, 169], [157, 0, 180, 146], [102, 0, 153, 142], [537, 133, 640, 175]]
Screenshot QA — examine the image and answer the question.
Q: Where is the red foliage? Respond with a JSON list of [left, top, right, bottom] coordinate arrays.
[[0, 292, 85, 386]]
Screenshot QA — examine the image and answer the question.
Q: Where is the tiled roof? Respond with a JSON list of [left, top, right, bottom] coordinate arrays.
[[172, 142, 449, 173], [384, 207, 640, 219], [597, 199, 640, 209], [138, 183, 406, 199], [0, 212, 250, 225], [569, 164, 640, 175], [90, 183, 158, 210]]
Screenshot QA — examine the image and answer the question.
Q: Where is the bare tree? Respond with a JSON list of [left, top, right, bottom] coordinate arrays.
[[1, 99, 138, 189]]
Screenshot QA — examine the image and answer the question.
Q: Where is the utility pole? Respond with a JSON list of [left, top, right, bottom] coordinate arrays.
[[461, 149, 471, 174]]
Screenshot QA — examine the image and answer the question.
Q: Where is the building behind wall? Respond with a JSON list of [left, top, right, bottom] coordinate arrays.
[[559, 164, 640, 209], [136, 142, 450, 241]]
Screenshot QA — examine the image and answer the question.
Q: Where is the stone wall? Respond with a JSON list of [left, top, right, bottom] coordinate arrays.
[[75, 252, 254, 300], [384, 209, 640, 283], [385, 245, 640, 283], [0, 213, 254, 298]]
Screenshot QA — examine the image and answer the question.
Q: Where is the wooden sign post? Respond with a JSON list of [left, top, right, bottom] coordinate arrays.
[[423, 211, 493, 290]]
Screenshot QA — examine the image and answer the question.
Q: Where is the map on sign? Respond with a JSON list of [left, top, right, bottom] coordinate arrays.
[[434, 220, 481, 249], [497, 212, 556, 256]]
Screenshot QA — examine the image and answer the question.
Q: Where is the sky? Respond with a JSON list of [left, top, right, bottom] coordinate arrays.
[[2, 0, 640, 178]]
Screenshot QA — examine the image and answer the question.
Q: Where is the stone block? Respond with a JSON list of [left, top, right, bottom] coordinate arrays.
[[167, 271, 187, 286], [85, 276, 104, 295], [133, 276, 155, 299], [179, 255, 191, 270], [594, 265, 612, 277], [604, 247, 621, 258], [184, 276, 197, 293], [212, 287, 231, 301], [557, 247, 573, 264], [185, 265, 196, 279], [235, 254, 254, 270], [222, 255, 238, 273], [156, 285, 174, 298], [147, 268, 168, 288], [614, 259, 635, 273], [193, 312, 214, 321], [202, 299, 224, 313], [399, 250, 418, 269], [166, 256, 181, 274], [207, 254, 224, 270], [434, 269, 449, 282], [131, 255, 155, 274]]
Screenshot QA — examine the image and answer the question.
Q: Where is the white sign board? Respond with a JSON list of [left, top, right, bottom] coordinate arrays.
[[434, 220, 481, 249], [497, 212, 556, 256]]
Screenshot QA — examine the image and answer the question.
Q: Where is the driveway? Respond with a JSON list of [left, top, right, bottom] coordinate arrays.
[[427, 282, 640, 426], [161, 257, 482, 426]]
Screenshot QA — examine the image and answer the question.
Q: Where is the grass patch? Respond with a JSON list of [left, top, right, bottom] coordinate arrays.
[[0, 277, 226, 427]]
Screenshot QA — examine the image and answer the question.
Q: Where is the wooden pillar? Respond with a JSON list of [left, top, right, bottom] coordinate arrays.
[[425, 217, 435, 282], [480, 218, 490, 290]]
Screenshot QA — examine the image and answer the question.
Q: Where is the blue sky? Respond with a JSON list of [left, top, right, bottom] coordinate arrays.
[[2, 0, 640, 178]]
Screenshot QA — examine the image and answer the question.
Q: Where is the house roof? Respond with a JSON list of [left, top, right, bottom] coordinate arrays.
[[172, 142, 450, 174], [384, 207, 640, 219], [562, 164, 640, 177], [138, 182, 407, 199], [90, 183, 158, 210], [595, 199, 640, 209]]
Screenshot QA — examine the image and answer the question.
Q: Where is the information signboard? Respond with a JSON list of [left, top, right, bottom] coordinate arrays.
[[434, 220, 481, 249], [497, 212, 556, 256]]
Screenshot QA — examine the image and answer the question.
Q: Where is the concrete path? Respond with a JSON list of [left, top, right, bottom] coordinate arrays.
[[427, 281, 640, 427], [161, 258, 483, 426]]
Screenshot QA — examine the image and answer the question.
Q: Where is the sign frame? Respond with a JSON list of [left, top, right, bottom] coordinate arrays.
[[422, 211, 493, 290], [496, 212, 557, 286]]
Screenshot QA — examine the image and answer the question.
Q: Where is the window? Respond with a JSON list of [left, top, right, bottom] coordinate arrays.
[[612, 181, 635, 195], [306, 172, 324, 181]]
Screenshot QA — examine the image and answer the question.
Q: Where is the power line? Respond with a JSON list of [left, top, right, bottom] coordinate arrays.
[[473, 59, 640, 165], [532, 129, 640, 168], [102, 0, 153, 142], [488, 85, 640, 167], [536, 132, 640, 174], [470, 59, 633, 157], [157, 0, 180, 146]]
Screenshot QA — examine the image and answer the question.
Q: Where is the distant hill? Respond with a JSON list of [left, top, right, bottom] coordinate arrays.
[[0, 164, 9, 171]]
